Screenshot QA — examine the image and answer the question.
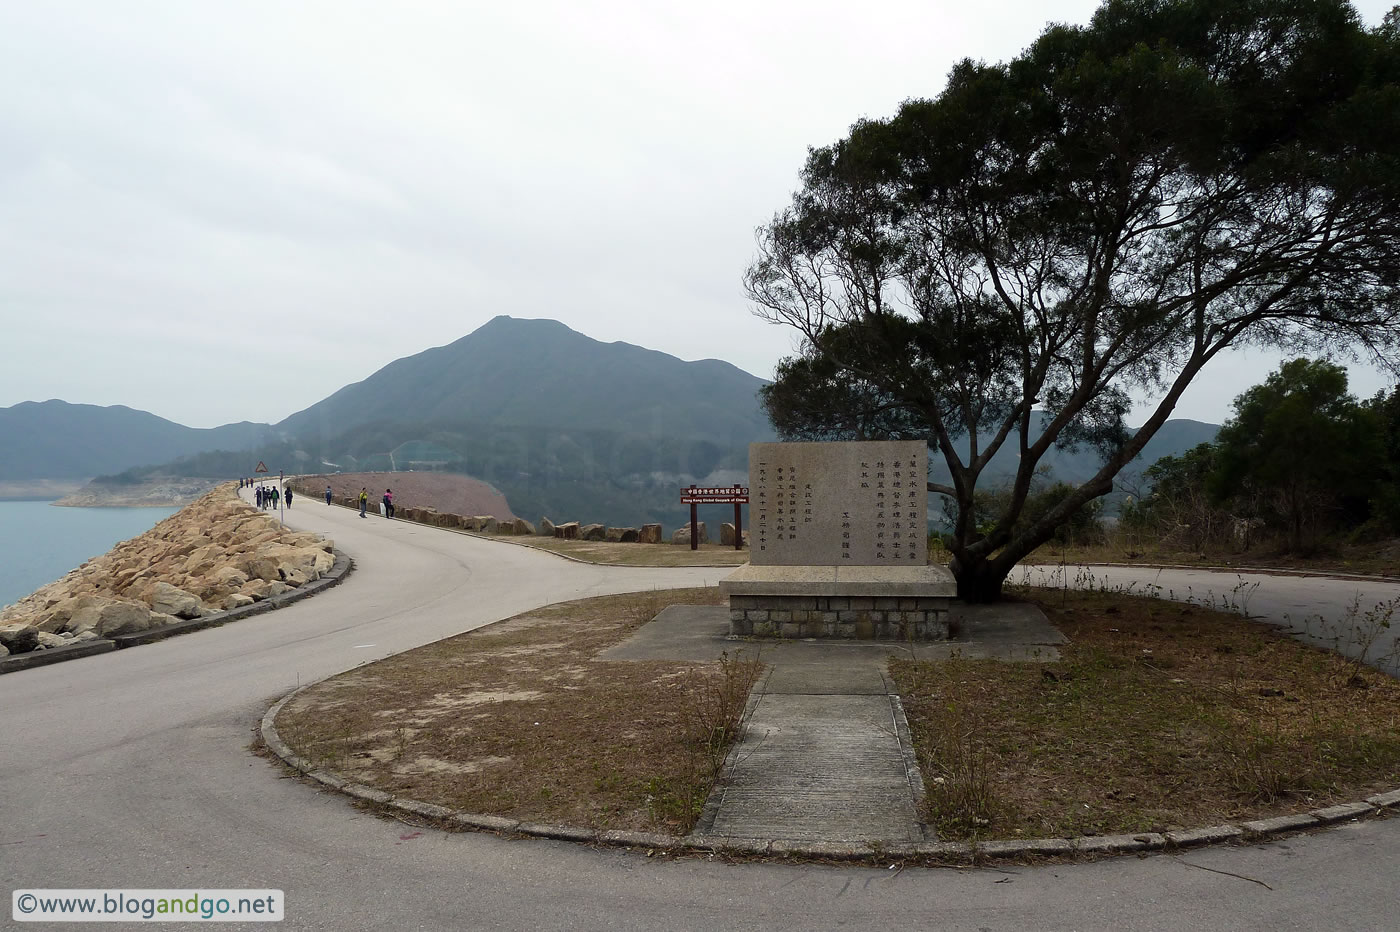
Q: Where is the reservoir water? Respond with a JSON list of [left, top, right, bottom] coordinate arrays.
[[0, 501, 177, 609]]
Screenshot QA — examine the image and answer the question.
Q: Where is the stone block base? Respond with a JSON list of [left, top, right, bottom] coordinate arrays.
[[720, 562, 956, 641], [727, 594, 949, 640]]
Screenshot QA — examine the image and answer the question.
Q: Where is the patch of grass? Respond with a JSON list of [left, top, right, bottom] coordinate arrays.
[[274, 587, 761, 834], [489, 536, 750, 566], [1030, 532, 1400, 578], [890, 589, 1400, 840]]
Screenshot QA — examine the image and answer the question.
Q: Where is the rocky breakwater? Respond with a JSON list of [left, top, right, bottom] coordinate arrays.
[[0, 484, 335, 658]]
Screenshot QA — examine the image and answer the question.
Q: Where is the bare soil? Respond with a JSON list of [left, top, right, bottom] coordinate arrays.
[[274, 587, 762, 834], [890, 589, 1400, 841], [294, 472, 516, 521]]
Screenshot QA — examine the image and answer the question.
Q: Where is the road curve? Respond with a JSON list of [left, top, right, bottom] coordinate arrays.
[[3, 495, 1400, 931]]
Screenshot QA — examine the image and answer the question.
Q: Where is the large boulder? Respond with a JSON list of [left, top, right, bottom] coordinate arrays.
[[212, 566, 249, 588], [671, 523, 708, 546], [94, 601, 154, 637], [580, 523, 607, 541], [638, 524, 663, 544], [0, 623, 40, 654], [244, 557, 281, 582], [607, 527, 639, 543], [147, 582, 204, 619], [36, 631, 70, 649], [240, 580, 273, 601], [222, 593, 256, 610], [511, 518, 536, 536], [555, 522, 580, 540], [495, 519, 515, 536], [721, 523, 749, 547], [475, 516, 498, 534], [33, 595, 103, 634], [539, 517, 556, 537]]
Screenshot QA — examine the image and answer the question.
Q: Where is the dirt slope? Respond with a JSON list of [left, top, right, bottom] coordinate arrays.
[[293, 472, 516, 521]]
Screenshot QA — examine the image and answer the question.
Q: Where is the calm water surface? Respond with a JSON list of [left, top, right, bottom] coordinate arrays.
[[0, 501, 177, 608]]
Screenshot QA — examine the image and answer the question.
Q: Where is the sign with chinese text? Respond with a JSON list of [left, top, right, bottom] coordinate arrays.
[[749, 441, 927, 566]]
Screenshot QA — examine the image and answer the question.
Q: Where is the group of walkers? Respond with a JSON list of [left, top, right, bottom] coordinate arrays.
[[243, 478, 397, 519], [356, 487, 394, 518], [253, 484, 290, 510]]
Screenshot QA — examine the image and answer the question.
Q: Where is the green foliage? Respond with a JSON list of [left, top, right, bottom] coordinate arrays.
[[747, 0, 1400, 599], [1212, 359, 1382, 551]]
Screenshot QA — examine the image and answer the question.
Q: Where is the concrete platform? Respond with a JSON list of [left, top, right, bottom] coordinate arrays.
[[598, 603, 1064, 664]]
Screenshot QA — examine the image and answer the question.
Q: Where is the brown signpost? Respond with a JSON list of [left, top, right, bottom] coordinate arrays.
[[679, 485, 749, 551]]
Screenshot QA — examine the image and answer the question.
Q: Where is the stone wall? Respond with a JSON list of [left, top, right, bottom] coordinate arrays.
[[727, 594, 950, 640]]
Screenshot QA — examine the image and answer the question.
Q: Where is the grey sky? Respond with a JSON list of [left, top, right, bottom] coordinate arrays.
[[2, 1, 1395, 430]]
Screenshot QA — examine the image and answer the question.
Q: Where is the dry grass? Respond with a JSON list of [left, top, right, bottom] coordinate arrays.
[[1025, 533, 1400, 578], [274, 587, 762, 833], [492, 536, 750, 566], [890, 588, 1400, 840]]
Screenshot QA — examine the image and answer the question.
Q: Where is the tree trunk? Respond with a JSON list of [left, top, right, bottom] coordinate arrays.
[[950, 554, 1012, 603]]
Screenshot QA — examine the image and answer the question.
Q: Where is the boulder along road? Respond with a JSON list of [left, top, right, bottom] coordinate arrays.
[[3, 490, 1400, 931]]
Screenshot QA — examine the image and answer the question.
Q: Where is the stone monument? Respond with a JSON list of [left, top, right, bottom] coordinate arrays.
[[720, 440, 956, 639]]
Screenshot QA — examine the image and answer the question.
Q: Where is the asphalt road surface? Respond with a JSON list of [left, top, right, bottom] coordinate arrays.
[[4, 493, 1399, 931]]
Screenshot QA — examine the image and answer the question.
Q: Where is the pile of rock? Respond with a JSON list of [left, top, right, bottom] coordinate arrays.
[[543, 519, 665, 543], [0, 484, 335, 658]]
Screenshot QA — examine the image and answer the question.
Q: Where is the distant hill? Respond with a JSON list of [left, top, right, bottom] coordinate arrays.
[[277, 316, 773, 450], [932, 415, 1221, 488], [3, 319, 1223, 527], [0, 400, 271, 480]]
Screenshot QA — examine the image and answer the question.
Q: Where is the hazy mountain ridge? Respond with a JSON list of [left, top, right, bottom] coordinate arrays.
[[0, 400, 272, 480], [3, 317, 1220, 526]]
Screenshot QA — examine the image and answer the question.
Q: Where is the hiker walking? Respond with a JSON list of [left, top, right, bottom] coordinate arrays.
[[359, 488, 369, 518], [325, 485, 333, 506], [285, 487, 293, 509], [383, 488, 394, 519]]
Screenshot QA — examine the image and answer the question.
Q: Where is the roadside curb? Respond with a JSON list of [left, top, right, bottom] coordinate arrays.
[[0, 550, 354, 675], [260, 675, 1398, 866]]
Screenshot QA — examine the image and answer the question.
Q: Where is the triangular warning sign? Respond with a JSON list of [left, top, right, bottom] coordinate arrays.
[[255, 461, 269, 473]]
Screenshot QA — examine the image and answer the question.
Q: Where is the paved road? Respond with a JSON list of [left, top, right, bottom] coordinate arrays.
[[4, 495, 1400, 931]]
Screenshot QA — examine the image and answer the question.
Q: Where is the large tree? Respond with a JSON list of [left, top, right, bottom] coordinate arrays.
[[745, 0, 1400, 601]]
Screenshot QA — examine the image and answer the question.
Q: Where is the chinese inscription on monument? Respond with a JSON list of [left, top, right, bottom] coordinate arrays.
[[750, 440, 928, 566]]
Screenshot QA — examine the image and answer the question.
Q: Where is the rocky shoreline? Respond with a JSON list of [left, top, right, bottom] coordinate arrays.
[[53, 477, 222, 508], [0, 483, 335, 659]]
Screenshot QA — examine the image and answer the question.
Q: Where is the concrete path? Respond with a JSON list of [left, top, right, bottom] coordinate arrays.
[[606, 603, 1066, 844], [702, 675, 922, 843], [6, 493, 1400, 930]]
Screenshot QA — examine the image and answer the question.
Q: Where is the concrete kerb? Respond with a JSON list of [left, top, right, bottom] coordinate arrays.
[[258, 671, 1398, 866], [0, 549, 354, 675]]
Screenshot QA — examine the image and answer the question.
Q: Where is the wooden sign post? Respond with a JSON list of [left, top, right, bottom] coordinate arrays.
[[679, 485, 749, 551]]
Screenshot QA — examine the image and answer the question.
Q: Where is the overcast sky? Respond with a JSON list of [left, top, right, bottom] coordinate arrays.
[[2, 0, 1395, 430]]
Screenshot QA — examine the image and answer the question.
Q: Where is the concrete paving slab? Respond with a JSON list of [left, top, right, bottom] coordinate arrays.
[[600, 603, 1062, 664], [596, 604, 732, 662], [761, 662, 888, 695], [702, 694, 923, 842]]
